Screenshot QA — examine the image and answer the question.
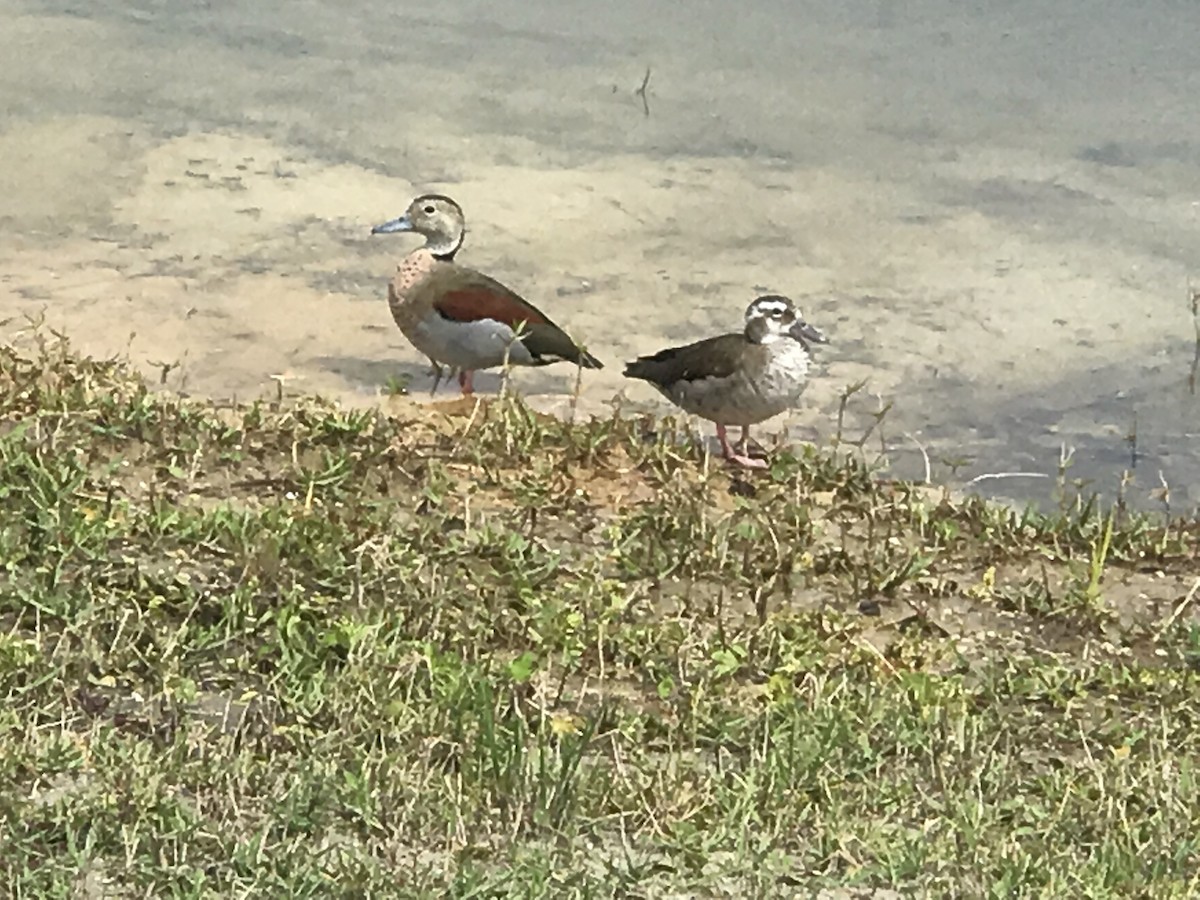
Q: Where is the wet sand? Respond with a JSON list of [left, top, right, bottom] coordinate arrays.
[[3, 0, 1200, 508]]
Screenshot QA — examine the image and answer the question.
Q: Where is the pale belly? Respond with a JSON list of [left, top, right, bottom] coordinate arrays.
[[401, 313, 536, 371], [658, 345, 812, 427]]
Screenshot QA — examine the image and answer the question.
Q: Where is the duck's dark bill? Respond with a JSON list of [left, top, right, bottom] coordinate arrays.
[[791, 320, 828, 344], [371, 215, 413, 235]]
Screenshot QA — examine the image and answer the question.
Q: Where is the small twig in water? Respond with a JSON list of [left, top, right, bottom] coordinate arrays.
[[1151, 469, 1171, 517], [1188, 281, 1200, 395], [903, 432, 932, 484], [963, 472, 1051, 488], [635, 66, 652, 117], [1125, 411, 1139, 469]]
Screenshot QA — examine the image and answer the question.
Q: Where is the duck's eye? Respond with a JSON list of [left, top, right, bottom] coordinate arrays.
[[423, 205, 436, 214]]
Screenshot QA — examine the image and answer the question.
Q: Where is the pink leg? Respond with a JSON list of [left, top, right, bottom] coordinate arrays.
[[736, 426, 751, 454], [458, 369, 475, 395], [716, 424, 767, 469]]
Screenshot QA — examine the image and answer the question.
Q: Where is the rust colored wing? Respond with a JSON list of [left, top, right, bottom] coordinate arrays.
[[434, 285, 550, 329], [427, 267, 602, 369]]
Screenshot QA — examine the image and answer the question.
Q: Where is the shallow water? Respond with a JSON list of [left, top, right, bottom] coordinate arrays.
[[3, 0, 1199, 509]]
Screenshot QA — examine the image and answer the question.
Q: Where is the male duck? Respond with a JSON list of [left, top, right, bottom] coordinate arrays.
[[371, 194, 602, 394]]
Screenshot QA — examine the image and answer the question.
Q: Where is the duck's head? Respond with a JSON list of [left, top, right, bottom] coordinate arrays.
[[744, 294, 827, 347], [371, 194, 466, 259]]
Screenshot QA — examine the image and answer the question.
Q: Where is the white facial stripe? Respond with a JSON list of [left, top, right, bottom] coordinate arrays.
[[747, 300, 794, 326]]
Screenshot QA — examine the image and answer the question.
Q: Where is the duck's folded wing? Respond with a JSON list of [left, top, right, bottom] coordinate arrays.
[[429, 269, 602, 369], [623, 334, 744, 385]]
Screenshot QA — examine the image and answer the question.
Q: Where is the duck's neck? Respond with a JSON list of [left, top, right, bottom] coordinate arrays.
[[744, 317, 771, 345], [744, 319, 796, 349], [425, 230, 464, 261]]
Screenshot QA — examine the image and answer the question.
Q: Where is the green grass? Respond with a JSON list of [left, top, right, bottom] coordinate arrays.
[[1, 335, 1199, 898]]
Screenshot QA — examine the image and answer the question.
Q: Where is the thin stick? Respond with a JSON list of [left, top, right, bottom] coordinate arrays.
[[963, 472, 1050, 487], [1158, 576, 1200, 638], [569, 357, 584, 425], [452, 397, 485, 450], [498, 324, 522, 404], [635, 67, 652, 117], [903, 432, 931, 484], [1188, 281, 1199, 395]]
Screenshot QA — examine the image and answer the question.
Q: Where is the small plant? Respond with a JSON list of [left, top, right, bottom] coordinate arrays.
[[383, 373, 410, 396]]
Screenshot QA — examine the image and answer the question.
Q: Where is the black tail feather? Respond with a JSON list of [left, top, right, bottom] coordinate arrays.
[[577, 348, 603, 370]]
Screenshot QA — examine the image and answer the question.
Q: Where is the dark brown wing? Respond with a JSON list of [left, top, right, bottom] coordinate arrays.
[[623, 333, 746, 387], [426, 267, 602, 369]]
